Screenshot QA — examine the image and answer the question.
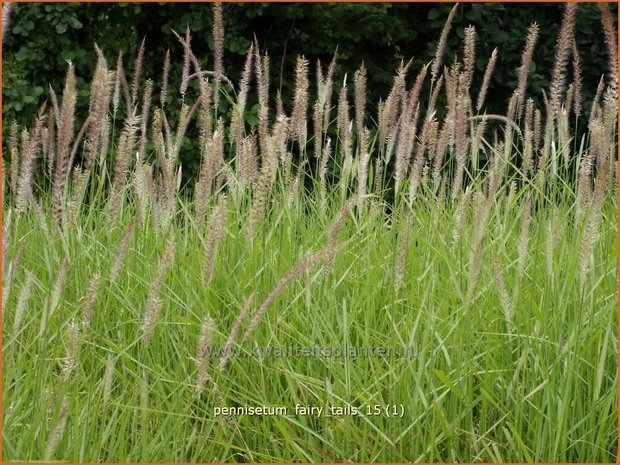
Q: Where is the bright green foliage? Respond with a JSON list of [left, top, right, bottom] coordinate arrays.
[[3, 170, 617, 462]]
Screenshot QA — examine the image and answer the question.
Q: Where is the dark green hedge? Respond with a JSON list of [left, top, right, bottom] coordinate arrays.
[[2, 2, 616, 179]]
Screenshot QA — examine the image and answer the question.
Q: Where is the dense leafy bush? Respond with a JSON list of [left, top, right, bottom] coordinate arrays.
[[2, 2, 615, 181]]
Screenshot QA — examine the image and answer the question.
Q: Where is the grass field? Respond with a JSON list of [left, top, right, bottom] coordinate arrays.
[[2, 3, 618, 462]]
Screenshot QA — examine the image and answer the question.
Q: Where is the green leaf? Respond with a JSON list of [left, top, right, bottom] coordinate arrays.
[[245, 113, 259, 126], [428, 8, 441, 20], [68, 17, 83, 29], [61, 50, 75, 62]]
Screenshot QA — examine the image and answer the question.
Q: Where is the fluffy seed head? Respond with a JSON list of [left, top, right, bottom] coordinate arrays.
[[195, 315, 215, 394], [431, 3, 459, 80], [160, 49, 170, 106], [63, 321, 80, 380], [130, 37, 146, 106], [203, 195, 228, 286], [516, 23, 539, 116], [142, 238, 175, 344], [180, 27, 191, 97], [243, 240, 352, 343], [549, 4, 577, 118], [571, 38, 582, 118], [354, 62, 367, 136], [44, 397, 68, 462], [598, 4, 618, 103], [492, 258, 514, 323], [82, 273, 101, 328], [463, 25, 476, 89], [219, 294, 254, 371], [291, 56, 309, 147], [102, 356, 115, 404], [109, 222, 134, 285]]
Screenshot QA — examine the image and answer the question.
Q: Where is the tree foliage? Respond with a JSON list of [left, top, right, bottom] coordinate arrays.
[[3, 3, 615, 179]]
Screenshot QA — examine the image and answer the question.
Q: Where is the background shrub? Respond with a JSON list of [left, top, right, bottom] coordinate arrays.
[[2, 2, 615, 181]]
